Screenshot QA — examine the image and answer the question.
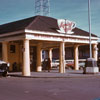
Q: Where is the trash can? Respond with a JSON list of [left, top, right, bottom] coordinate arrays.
[[83, 58, 99, 74]]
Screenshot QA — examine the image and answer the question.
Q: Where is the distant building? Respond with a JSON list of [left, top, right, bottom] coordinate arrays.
[[52, 45, 90, 60]]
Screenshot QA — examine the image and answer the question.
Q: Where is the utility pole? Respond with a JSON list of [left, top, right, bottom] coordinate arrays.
[[88, 0, 92, 58], [84, 0, 99, 74]]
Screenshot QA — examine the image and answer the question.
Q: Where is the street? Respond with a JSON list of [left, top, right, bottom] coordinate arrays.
[[0, 76, 100, 100]]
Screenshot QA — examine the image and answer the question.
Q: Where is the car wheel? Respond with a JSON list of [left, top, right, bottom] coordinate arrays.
[[2, 71, 7, 77]]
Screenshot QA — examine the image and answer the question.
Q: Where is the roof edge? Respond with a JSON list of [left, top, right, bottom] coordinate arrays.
[[25, 29, 99, 40]]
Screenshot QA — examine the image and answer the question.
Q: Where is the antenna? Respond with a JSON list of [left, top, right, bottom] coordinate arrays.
[[35, 0, 50, 16]]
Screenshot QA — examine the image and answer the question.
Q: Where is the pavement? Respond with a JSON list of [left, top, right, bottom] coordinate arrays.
[[7, 69, 100, 78]]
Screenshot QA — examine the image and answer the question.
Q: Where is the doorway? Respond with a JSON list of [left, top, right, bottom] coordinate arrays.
[[30, 46, 37, 71]]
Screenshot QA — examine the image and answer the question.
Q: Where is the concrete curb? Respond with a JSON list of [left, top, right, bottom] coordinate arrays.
[[7, 73, 100, 78]]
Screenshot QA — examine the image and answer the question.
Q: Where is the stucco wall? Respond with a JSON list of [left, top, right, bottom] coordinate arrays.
[[8, 43, 22, 71]]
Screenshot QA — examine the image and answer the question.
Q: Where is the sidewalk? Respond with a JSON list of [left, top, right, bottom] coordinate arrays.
[[8, 69, 100, 78]]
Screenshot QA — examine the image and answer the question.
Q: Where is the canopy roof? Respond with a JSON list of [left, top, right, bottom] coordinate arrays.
[[0, 15, 97, 37]]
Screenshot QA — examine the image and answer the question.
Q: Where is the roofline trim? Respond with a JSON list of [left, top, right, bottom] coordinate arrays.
[[0, 30, 24, 37], [25, 29, 99, 40]]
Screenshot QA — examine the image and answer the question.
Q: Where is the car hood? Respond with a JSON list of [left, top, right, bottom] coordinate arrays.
[[0, 60, 6, 64]]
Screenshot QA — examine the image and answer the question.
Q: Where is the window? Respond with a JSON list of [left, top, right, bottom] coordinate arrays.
[[10, 45, 16, 53]]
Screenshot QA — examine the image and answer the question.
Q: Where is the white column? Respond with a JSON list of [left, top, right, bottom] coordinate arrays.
[[37, 43, 42, 72], [92, 44, 98, 61], [74, 45, 79, 70], [59, 42, 65, 73], [22, 39, 31, 76], [49, 48, 53, 64], [2, 42, 8, 62]]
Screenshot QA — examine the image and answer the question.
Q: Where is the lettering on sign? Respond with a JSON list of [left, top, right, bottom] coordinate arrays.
[[57, 19, 76, 34]]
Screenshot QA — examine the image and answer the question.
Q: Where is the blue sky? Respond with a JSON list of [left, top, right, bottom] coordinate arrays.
[[0, 0, 100, 40]]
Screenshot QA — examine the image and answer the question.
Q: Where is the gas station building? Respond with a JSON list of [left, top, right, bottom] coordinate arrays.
[[0, 16, 98, 76]]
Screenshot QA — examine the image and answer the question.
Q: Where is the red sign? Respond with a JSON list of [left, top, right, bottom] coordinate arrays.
[[57, 19, 76, 34]]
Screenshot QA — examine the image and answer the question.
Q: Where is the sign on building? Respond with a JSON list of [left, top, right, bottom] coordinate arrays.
[[57, 19, 76, 34]]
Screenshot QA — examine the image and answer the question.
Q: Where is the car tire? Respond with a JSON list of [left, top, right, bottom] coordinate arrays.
[[2, 71, 7, 77]]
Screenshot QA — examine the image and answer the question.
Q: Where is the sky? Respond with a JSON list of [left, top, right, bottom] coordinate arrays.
[[0, 0, 100, 41]]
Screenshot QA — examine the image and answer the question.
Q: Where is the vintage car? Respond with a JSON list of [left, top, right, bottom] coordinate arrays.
[[65, 60, 85, 70], [52, 59, 85, 69], [0, 60, 10, 77], [51, 60, 59, 68]]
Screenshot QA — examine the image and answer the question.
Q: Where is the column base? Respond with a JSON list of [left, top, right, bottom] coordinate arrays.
[[59, 68, 66, 73], [37, 66, 42, 72], [59, 71, 65, 74], [22, 72, 31, 76], [75, 67, 79, 71], [85, 67, 99, 74]]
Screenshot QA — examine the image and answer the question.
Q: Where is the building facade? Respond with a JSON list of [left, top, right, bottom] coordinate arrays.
[[0, 16, 98, 76]]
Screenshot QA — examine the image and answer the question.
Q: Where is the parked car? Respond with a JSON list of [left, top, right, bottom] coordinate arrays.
[[65, 60, 85, 70], [66, 61, 74, 69], [0, 60, 10, 77], [51, 60, 59, 68], [79, 62, 85, 70]]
